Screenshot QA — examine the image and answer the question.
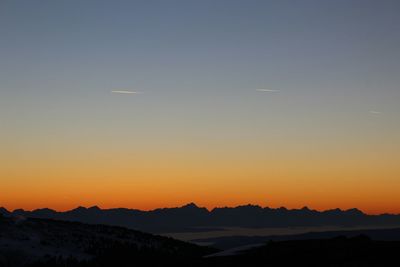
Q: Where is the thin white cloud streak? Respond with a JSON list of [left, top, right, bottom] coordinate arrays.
[[369, 110, 383, 115], [256, 89, 280, 92], [111, 90, 141, 94]]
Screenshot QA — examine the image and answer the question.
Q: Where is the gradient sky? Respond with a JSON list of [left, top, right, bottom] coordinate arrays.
[[1, 0, 400, 214]]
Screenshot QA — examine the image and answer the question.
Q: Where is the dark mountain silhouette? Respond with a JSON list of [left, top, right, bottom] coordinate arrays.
[[3, 203, 400, 233], [0, 207, 9, 217]]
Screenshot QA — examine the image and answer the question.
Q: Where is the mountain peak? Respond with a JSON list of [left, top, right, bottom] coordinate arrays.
[[0, 207, 9, 215], [181, 202, 200, 209], [30, 208, 57, 217], [13, 208, 26, 214], [345, 208, 364, 215], [71, 206, 88, 212], [33, 208, 56, 212]]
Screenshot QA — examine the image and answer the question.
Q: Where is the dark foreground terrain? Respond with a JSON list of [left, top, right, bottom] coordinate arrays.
[[1, 214, 400, 267], [195, 227, 400, 249], [0, 214, 215, 267], [205, 236, 400, 267]]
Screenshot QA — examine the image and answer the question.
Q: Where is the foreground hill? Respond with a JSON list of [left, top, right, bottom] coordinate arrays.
[[2, 203, 400, 233], [0, 214, 215, 267], [1, 214, 399, 267]]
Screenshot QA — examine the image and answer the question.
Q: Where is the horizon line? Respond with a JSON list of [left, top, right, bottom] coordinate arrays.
[[2, 202, 398, 216]]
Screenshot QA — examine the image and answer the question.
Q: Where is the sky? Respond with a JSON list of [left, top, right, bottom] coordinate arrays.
[[1, 0, 400, 214]]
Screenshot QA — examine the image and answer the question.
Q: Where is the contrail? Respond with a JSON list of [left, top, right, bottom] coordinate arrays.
[[111, 90, 140, 94], [256, 89, 280, 92], [369, 110, 382, 114]]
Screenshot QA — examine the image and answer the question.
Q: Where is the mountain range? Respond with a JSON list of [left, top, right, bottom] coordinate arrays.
[[2, 203, 400, 233]]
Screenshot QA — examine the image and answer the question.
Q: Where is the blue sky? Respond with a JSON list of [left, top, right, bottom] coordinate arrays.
[[1, 0, 400, 212]]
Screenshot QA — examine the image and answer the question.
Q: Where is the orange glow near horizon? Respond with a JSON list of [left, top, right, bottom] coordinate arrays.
[[2, 168, 400, 216], [2, 131, 400, 216]]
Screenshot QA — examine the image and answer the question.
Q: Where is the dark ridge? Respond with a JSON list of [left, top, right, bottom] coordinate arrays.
[[4, 203, 400, 234], [182, 202, 200, 209], [0, 207, 9, 216], [0, 216, 216, 266]]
